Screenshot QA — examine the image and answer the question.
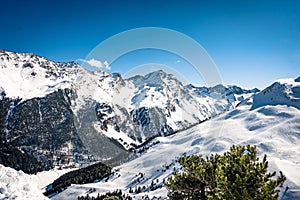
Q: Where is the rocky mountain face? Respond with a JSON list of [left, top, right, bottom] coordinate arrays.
[[0, 50, 259, 173]]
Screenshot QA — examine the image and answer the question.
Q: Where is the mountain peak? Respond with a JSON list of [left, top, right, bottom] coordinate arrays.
[[144, 70, 167, 82], [0, 50, 80, 100], [128, 70, 181, 88], [251, 78, 300, 110]]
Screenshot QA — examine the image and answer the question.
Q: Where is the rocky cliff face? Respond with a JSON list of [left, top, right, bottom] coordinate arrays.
[[0, 50, 259, 173]]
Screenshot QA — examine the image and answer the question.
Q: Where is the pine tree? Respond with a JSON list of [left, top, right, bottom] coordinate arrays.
[[136, 186, 142, 194], [103, 196, 118, 200], [167, 145, 286, 200]]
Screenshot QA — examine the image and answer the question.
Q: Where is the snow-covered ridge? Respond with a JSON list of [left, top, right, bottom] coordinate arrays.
[[0, 50, 79, 100], [252, 77, 300, 110]]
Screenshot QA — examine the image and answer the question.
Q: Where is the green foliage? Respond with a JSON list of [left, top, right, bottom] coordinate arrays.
[[44, 162, 111, 197], [0, 98, 46, 174], [78, 189, 132, 200], [167, 145, 286, 200], [103, 196, 118, 200], [0, 144, 46, 174]]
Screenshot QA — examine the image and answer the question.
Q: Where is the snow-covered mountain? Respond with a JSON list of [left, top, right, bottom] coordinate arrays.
[[251, 77, 300, 110], [0, 50, 257, 171], [0, 50, 79, 100], [49, 76, 300, 200], [1, 50, 299, 199]]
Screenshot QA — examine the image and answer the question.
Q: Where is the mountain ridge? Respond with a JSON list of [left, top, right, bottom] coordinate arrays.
[[0, 50, 259, 172]]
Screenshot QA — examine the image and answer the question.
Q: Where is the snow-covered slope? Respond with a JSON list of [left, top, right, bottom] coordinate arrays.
[[51, 77, 300, 200], [0, 164, 49, 200], [0, 50, 79, 100]]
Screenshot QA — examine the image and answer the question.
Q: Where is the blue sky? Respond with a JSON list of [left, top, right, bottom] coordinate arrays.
[[1, 0, 300, 89]]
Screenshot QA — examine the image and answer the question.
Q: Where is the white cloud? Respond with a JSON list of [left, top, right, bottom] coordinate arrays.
[[77, 58, 111, 70], [102, 61, 111, 70]]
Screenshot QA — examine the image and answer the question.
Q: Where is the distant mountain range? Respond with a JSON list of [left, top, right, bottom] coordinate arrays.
[[0, 50, 258, 172]]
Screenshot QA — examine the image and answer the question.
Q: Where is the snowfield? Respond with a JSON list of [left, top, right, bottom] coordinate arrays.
[[35, 168, 77, 193], [0, 164, 49, 200], [50, 95, 300, 199]]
